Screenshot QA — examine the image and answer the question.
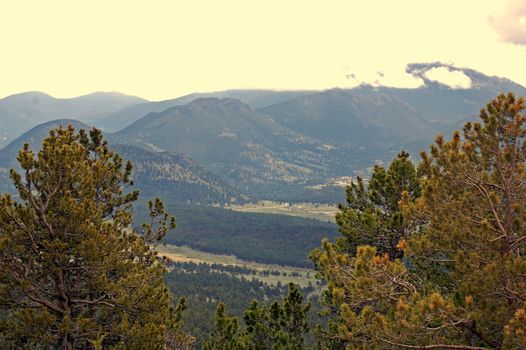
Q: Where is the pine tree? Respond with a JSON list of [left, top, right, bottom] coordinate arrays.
[[203, 303, 246, 350], [243, 283, 310, 350], [312, 93, 526, 349], [205, 283, 310, 350], [0, 126, 189, 349], [333, 150, 420, 259], [311, 151, 420, 349], [280, 283, 310, 347]]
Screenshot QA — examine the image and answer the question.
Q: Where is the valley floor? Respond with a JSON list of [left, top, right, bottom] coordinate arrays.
[[157, 244, 317, 288], [226, 200, 338, 222]]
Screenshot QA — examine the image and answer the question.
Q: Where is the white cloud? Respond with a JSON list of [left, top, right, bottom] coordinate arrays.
[[343, 64, 475, 90], [423, 67, 472, 89], [343, 65, 425, 89], [489, 0, 526, 45]]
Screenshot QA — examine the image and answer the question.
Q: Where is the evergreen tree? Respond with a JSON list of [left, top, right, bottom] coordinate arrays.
[[204, 303, 246, 350], [334, 150, 420, 259], [0, 126, 190, 349], [312, 93, 526, 349], [280, 283, 310, 347], [311, 150, 420, 349], [243, 283, 310, 350], [205, 283, 310, 350]]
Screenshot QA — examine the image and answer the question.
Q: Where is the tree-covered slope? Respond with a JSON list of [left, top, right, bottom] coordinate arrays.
[[0, 120, 246, 205], [115, 98, 338, 196], [157, 204, 338, 267], [113, 144, 248, 204]]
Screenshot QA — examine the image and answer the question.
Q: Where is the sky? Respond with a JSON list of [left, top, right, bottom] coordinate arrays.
[[1, 0, 525, 101]]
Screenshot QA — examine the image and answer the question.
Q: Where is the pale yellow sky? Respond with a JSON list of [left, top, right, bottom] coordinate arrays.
[[1, 0, 525, 100]]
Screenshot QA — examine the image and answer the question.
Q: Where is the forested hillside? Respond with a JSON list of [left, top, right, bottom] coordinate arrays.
[[115, 97, 339, 199], [0, 120, 245, 205], [138, 204, 338, 267], [113, 145, 248, 205], [164, 262, 319, 348]]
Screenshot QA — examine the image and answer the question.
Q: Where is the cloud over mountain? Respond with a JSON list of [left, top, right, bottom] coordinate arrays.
[[422, 67, 472, 89]]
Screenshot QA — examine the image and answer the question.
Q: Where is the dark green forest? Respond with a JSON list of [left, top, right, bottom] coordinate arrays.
[[161, 204, 338, 267], [164, 262, 320, 348]]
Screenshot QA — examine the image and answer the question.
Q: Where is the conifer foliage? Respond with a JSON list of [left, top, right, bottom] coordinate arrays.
[[0, 126, 188, 349], [312, 93, 526, 349], [204, 303, 244, 350], [334, 150, 420, 259], [204, 283, 310, 350]]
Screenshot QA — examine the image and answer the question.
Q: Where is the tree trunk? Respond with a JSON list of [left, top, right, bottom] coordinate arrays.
[[61, 334, 73, 350]]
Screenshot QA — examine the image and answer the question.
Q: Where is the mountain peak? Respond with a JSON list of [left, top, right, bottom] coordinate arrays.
[[1, 91, 55, 103], [71, 91, 148, 103], [188, 97, 253, 110], [406, 62, 526, 91]]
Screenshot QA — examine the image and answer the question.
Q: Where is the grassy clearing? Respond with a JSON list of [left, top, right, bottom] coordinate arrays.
[[226, 200, 338, 222], [157, 244, 317, 288]]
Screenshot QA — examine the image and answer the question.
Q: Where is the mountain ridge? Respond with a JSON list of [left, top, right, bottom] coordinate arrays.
[[0, 91, 147, 148], [3, 63, 526, 203], [0, 119, 244, 205], [97, 89, 314, 132], [114, 97, 337, 200]]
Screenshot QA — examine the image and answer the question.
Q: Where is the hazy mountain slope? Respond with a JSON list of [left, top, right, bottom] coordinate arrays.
[[115, 98, 339, 196], [199, 90, 314, 109], [113, 65, 526, 202], [4, 64, 525, 203], [341, 64, 526, 158], [259, 64, 526, 169], [0, 119, 91, 168], [100, 64, 526, 135], [98, 90, 312, 132], [0, 119, 245, 205], [373, 63, 526, 126], [0, 119, 90, 194], [116, 98, 287, 162], [259, 65, 526, 154], [0, 91, 145, 147], [259, 89, 433, 146], [62, 92, 148, 122], [97, 98, 190, 132]]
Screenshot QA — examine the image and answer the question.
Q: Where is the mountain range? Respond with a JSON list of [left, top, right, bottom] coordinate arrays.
[[114, 98, 337, 196], [0, 91, 146, 148], [97, 90, 312, 132], [2, 63, 526, 204]]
